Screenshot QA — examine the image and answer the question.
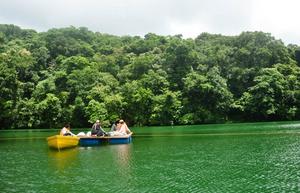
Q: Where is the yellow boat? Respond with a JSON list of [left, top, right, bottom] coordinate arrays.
[[47, 135, 79, 150]]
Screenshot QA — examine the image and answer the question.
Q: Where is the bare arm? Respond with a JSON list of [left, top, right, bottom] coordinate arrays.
[[123, 123, 131, 134]]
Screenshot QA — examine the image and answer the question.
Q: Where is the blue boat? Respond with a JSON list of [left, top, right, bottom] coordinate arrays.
[[79, 133, 132, 146]]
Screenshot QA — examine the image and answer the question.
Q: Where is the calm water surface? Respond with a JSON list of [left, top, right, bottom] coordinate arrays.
[[1, 122, 300, 193]]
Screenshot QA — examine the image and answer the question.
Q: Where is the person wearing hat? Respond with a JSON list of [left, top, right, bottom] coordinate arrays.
[[91, 120, 106, 136], [117, 119, 132, 135]]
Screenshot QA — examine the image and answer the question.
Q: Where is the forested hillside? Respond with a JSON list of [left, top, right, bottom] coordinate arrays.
[[1, 24, 300, 129]]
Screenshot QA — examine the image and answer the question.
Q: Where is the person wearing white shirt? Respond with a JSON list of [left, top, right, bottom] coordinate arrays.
[[60, 124, 75, 136]]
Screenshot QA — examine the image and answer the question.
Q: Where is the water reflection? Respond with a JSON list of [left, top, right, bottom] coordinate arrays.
[[112, 144, 132, 167], [48, 148, 79, 171], [110, 144, 133, 184]]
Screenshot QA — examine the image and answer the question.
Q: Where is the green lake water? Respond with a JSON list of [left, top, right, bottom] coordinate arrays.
[[1, 121, 300, 192]]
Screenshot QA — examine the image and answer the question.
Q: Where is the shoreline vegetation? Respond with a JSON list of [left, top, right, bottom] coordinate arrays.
[[1, 121, 300, 140], [1, 120, 300, 131], [0, 24, 300, 129]]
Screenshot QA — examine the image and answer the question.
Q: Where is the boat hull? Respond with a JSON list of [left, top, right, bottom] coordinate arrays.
[[47, 135, 79, 150], [79, 133, 132, 146]]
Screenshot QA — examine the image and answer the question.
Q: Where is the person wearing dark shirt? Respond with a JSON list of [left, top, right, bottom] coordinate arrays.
[[110, 120, 118, 132], [91, 120, 106, 136]]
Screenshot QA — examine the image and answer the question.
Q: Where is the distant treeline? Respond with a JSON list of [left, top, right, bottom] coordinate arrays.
[[0, 24, 300, 129]]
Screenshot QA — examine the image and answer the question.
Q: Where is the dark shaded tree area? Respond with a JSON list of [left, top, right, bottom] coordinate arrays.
[[1, 24, 300, 129]]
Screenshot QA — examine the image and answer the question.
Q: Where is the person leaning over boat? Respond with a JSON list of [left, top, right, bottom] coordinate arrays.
[[60, 124, 75, 136], [91, 120, 106, 136], [117, 119, 132, 135], [107, 119, 131, 136]]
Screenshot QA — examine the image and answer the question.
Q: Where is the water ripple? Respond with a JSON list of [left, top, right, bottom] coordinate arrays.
[[1, 129, 300, 192]]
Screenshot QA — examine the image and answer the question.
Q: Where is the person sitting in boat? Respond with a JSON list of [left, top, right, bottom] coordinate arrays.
[[110, 120, 118, 132], [91, 120, 106, 136], [116, 119, 132, 135], [107, 119, 132, 136], [60, 124, 75, 136]]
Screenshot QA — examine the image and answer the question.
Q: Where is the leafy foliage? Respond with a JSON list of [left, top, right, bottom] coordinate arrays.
[[1, 24, 299, 129]]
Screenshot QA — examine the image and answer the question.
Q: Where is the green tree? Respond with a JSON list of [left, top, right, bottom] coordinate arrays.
[[163, 38, 199, 90], [85, 99, 108, 126], [182, 67, 233, 123], [150, 90, 182, 125], [237, 65, 299, 121], [36, 93, 62, 128], [120, 81, 154, 125]]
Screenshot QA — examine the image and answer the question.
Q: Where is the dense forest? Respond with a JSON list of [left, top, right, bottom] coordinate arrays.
[[1, 24, 300, 129]]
